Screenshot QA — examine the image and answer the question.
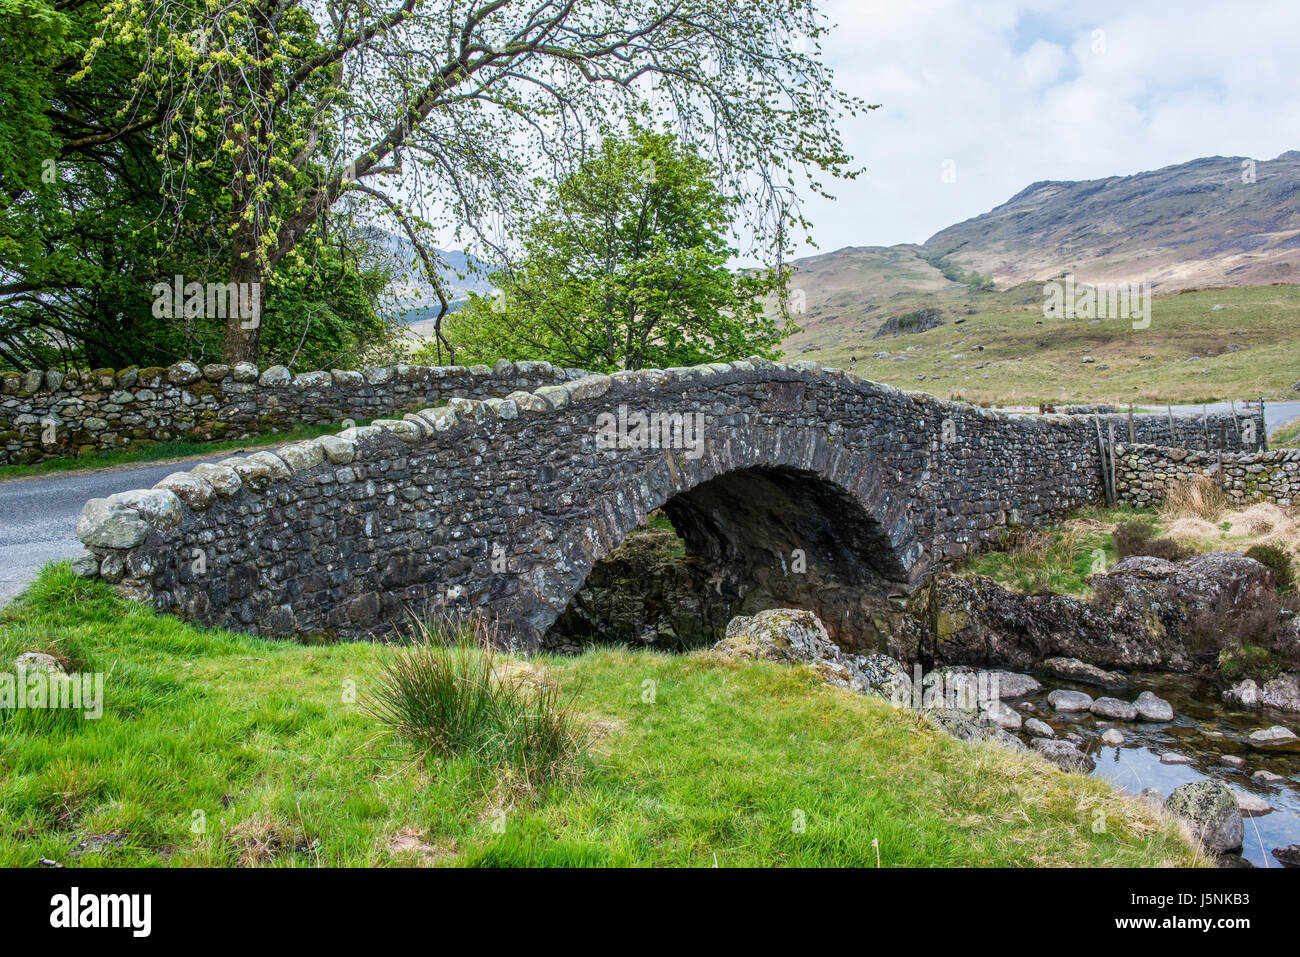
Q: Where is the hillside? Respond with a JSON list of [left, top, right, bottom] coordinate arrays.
[[923, 152, 1300, 290], [800, 284, 1300, 406], [783, 152, 1300, 401]]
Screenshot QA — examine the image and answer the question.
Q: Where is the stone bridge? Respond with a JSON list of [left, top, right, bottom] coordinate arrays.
[[74, 359, 1262, 651]]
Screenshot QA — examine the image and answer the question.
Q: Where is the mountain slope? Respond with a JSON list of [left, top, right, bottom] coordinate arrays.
[[921, 151, 1300, 290], [783, 151, 1300, 359]]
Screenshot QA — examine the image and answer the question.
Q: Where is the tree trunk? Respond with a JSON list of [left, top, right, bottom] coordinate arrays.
[[222, 227, 264, 364]]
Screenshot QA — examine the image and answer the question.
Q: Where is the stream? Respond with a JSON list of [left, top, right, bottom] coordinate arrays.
[[1008, 673, 1300, 867]]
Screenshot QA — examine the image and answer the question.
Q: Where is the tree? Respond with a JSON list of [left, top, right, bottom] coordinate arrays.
[[438, 128, 789, 370], [0, 0, 398, 372], [83, 0, 867, 363]]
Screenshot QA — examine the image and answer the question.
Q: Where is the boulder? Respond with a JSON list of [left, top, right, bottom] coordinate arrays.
[[1030, 739, 1096, 773], [1092, 696, 1138, 721], [1220, 754, 1246, 769], [1160, 752, 1194, 765], [1247, 725, 1298, 749], [1047, 689, 1093, 712], [154, 472, 215, 510], [1101, 728, 1125, 745], [924, 709, 1026, 751], [1133, 690, 1175, 722], [77, 498, 149, 549], [1273, 844, 1300, 867], [166, 361, 202, 385], [1024, 717, 1055, 738], [258, 365, 292, 387], [982, 701, 1022, 731], [712, 609, 913, 704], [1041, 657, 1128, 688], [1252, 770, 1286, 785], [931, 667, 1036, 706], [1166, 780, 1243, 853], [1231, 789, 1272, 818]]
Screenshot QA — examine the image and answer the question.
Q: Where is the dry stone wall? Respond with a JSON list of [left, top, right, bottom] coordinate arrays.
[[1116, 444, 1300, 508], [0, 359, 576, 465]]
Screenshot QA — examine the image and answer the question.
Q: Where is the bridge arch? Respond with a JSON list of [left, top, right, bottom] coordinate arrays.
[[76, 359, 1111, 650]]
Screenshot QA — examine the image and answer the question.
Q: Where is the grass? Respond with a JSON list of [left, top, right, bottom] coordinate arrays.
[[959, 496, 1300, 599], [957, 507, 1139, 596], [0, 565, 1198, 867], [794, 284, 1300, 406], [0, 419, 371, 483], [365, 616, 586, 791], [1273, 417, 1300, 449]]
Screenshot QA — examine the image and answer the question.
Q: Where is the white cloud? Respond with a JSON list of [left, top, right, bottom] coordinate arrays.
[[793, 0, 1300, 253]]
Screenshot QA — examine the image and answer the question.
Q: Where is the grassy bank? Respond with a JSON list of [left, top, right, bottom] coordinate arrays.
[[0, 566, 1197, 867], [0, 419, 372, 483], [958, 499, 1300, 600]]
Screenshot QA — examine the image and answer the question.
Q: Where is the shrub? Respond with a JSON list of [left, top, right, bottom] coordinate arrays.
[[1112, 521, 1189, 562], [364, 616, 586, 790], [1245, 543, 1295, 593]]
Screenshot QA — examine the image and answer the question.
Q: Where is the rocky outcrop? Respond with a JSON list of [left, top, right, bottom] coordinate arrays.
[[1166, 780, 1244, 854], [544, 526, 737, 653], [909, 552, 1286, 676], [711, 608, 913, 702], [1041, 657, 1127, 688], [1224, 675, 1300, 714]]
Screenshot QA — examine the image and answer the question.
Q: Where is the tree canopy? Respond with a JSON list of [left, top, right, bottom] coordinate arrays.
[[3, 0, 867, 368], [438, 128, 791, 371]]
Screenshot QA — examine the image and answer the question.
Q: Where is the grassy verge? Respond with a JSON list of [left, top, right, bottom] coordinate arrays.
[[0, 419, 371, 483], [0, 566, 1197, 867]]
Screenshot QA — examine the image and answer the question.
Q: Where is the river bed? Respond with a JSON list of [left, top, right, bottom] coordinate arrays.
[[1008, 673, 1300, 867]]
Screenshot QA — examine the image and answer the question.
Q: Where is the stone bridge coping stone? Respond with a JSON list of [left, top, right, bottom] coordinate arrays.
[[74, 356, 1108, 555], [2, 356, 574, 395]]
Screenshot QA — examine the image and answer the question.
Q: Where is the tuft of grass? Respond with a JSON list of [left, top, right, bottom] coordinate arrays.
[[1162, 475, 1228, 522], [364, 616, 586, 793], [1113, 519, 1190, 562]]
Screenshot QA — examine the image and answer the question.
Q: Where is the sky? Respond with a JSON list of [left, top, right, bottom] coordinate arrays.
[[795, 0, 1300, 254]]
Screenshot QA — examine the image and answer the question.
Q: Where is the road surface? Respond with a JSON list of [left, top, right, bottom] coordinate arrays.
[[0, 457, 225, 605]]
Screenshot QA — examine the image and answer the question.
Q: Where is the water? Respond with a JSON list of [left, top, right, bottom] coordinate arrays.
[[1010, 673, 1300, 868]]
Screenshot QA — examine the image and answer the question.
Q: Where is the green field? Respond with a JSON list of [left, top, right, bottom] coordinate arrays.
[[793, 284, 1300, 407], [0, 566, 1198, 867]]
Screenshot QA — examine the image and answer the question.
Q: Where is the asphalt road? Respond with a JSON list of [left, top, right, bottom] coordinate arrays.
[[0, 457, 225, 605], [3, 403, 1300, 608]]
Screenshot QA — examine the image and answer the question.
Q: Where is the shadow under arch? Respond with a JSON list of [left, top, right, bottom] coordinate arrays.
[[542, 465, 915, 653]]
